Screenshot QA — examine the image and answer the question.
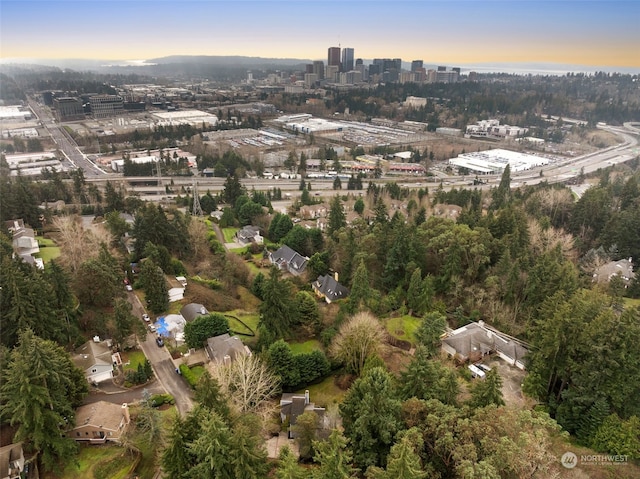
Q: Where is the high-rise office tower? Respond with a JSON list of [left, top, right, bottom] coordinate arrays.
[[328, 47, 341, 69], [313, 60, 325, 80], [411, 60, 423, 72], [341, 47, 354, 72]]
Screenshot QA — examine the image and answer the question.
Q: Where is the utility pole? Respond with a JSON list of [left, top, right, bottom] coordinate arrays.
[[191, 178, 203, 217]]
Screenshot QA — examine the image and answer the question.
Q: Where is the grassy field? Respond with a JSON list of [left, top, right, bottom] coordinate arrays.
[[226, 310, 260, 336], [123, 350, 147, 372], [623, 297, 640, 308], [222, 227, 239, 243], [295, 375, 346, 407], [54, 444, 132, 479], [385, 315, 422, 345], [36, 236, 61, 263], [190, 365, 206, 383], [289, 340, 323, 355]]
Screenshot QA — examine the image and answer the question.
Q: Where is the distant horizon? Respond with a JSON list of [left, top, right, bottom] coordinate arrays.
[[1, 55, 638, 77], [1, 1, 639, 70]]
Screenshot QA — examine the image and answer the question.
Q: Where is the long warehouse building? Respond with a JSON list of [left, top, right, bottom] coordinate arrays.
[[448, 148, 550, 174]]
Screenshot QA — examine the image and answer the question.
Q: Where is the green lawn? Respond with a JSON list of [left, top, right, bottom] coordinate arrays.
[[623, 297, 640, 308], [35, 236, 61, 263], [289, 340, 323, 355], [385, 315, 422, 345], [222, 227, 239, 243], [57, 444, 132, 479], [123, 350, 147, 372], [226, 311, 260, 336], [190, 365, 206, 383], [295, 375, 346, 407]]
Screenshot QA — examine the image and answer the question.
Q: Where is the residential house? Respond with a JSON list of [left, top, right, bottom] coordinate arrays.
[[205, 333, 251, 365], [593, 258, 635, 286], [432, 203, 462, 219], [0, 443, 24, 479], [280, 390, 327, 439], [210, 210, 224, 221], [69, 402, 130, 444], [5, 219, 41, 267], [299, 204, 328, 220], [313, 273, 350, 303], [73, 339, 116, 384], [441, 321, 528, 370], [235, 225, 263, 245], [180, 303, 209, 322], [270, 245, 308, 275]]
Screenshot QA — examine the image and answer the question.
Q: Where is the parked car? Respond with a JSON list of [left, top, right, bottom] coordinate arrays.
[[125, 284, 133, 292], [156, 337, 164, 347], [148, 324, 157, 332], [142, 314, 150, 322]]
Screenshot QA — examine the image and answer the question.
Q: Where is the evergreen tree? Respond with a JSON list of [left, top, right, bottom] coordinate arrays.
[[491, 164, 511, 210], [223, 174, 246, 205], [354, 197, 365, 215], [366, 428, 428, 479], [349, 259, 371, 313], [414, 312, 446, 358], [0, 329, 88, 471], [469, 368, 505, 408], [339, 367, 402, 468], [276, 446, 306, 479], [111, 298, 136, 349], [140, 259, 169, 314], [267, 339, 301, 390], [194, 371, 231, 420], [312, 429, 358, 479], [328, 195, 347, 236], [259, 266, 294, 341]]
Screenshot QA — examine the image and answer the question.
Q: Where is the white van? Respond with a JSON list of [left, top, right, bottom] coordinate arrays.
[[468, 364, 486, 379]]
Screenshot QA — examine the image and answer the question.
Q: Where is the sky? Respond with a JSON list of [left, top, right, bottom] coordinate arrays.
[[1, 0, 639, 69]]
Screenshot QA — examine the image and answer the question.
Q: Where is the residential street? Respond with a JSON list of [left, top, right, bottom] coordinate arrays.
[[126, 291, 195, 416]]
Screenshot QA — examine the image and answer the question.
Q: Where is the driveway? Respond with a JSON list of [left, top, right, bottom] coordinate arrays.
[[127, 293, 194, 416]]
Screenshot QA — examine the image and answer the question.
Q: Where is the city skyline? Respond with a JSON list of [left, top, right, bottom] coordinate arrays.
[[1, 1, 639, 70]]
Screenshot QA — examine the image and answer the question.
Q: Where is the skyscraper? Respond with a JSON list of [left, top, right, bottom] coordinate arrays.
[[328, 47, 341, 69], [313, 60, 325, 80], [341, 47, 354, 72], [411, 60, 423, 72]]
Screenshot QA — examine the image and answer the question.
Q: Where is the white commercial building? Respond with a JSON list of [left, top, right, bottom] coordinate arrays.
[[151, 110, 218, 127], [111, 155, 159, 172], [448, 149, 549, 174]]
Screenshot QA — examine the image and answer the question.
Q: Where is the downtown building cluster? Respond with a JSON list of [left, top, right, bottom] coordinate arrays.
[[292, 46, 471, 89]]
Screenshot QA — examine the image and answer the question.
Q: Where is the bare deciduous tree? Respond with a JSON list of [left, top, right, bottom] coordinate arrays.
[[528, 219, 576, 261], [53, 215, 111, 275], [330, 311, 385, 375], [209, 354, 280, 422]]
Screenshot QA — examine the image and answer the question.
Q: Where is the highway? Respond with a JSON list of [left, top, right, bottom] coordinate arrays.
[[27, 97, 107, 177]]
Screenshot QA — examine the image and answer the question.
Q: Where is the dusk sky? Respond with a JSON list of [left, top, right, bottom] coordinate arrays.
[[1, 1, 639, 69]]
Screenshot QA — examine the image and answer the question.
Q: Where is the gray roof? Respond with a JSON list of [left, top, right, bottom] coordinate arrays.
[[73, 340, 113, 372], [180, 303, 209, 322], [236, 225, 261, 241], [594, 259, 635, 283], [270, 245, 308, 274], [442, 322, 528, 363], [205, 333, 249, 364], [313, 275, 349, 302]]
